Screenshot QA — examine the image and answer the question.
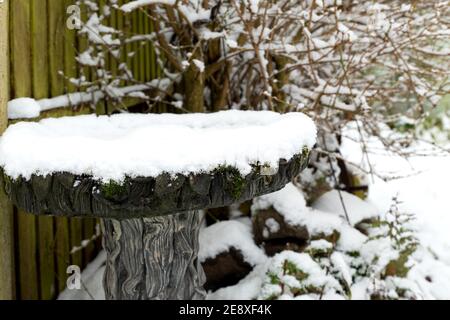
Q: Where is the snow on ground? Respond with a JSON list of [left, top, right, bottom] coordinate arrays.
[[341, 124, 450, 299], [369, 158, 450, 299], [58, 120, 450, 300], [312, 190, 379, 226], [0, 110, 316, 182]]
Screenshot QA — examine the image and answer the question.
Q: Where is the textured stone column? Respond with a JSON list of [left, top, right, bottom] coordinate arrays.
[[101, 211, 206, 300]]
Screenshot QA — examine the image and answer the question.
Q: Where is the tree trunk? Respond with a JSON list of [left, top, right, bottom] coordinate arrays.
[[101, 211, 206, 300]]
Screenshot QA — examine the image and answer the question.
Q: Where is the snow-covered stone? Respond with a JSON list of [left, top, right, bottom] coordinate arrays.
[[0, 110, 316, 182], [312, 190, 379, 226], [252, 183, 342, 237], [199, 219, 266, 266]]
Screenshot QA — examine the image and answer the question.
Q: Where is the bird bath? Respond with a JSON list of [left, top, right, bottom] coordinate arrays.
[[0, 110, 316, 300]]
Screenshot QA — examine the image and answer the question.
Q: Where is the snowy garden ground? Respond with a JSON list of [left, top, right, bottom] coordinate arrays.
[[59, 124, 450, 300]]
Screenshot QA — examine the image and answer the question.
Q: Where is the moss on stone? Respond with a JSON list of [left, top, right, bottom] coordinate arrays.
[[100, 180, 128, 199], [213, 165, 246, 199], [284, 260, 309, 281]]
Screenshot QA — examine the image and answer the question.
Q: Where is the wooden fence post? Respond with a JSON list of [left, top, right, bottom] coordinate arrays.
[[0, 0, 15, 300]]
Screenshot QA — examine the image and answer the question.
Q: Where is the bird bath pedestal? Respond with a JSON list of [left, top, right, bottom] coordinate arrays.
[[0, 111, 315, 300]]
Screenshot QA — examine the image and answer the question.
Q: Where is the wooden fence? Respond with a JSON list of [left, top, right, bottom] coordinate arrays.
[[0, 0, 157, 300]]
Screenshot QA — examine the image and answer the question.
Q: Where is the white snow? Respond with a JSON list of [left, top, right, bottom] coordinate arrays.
[[313, 190, 379, 226], [7, 98, 41, 120], [121, 0, 176, 13], [192, 59, 205, 73], [258, 251, 342, 299], [265, 218, 280, 234], [7, 81, 172, 120], [0, 110, 316, 182], [252, 183, 342, 237], [330, 252, 352, 287], [308, 239, 333, 252], [340, 121, 450, 299], [336, 224, 367, 253], [199, 219, 266, 266]]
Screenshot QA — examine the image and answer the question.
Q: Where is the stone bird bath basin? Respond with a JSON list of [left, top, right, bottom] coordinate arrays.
[[0, 110, 316, 300]]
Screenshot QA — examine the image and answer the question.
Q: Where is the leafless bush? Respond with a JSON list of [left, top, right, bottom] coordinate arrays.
[[73, 0, 450, 196]]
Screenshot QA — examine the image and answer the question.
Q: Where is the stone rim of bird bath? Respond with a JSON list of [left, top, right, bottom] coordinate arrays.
[[0, 110, 315, 300]]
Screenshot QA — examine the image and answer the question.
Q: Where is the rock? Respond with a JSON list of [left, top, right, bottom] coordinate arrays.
[[252, 207, 309, 256], [201, 247, 253, 292], [205, 206, 230, 226]]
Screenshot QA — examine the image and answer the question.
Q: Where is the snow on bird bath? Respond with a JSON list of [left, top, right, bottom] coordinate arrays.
[[0, 110, 316, 182]]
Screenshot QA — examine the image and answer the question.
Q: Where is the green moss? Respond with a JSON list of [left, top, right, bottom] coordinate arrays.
[[284, 260, 308, 281], [266, 293, 280, 300], [268, 272, 280, 285], [100, 180, 127, 199], [213, 165, 246, 199], [306, 245, 332, 258], [301, 146, 310, 159]]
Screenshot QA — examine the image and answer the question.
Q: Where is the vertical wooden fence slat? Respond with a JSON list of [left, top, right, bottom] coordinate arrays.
[[11, 0, 40, 300], [107, 0, 118, 114], [0, 0, 15, 301], [78, 0, 90, 102], [132, 10, 139, 82], [48, 0, 71, 293], [125, 3, 132, 81], [144, 9, 150, 82], [48, 0, 65, 96], [96, 0, 107, 115], [64, 0, 78, 94], [138, 10, 145, 82], [31, 0, 56, 300], [63, 0, 84, 271]]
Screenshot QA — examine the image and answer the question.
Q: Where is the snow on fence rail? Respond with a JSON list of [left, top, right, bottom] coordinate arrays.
[[7, 82, 164, 120]]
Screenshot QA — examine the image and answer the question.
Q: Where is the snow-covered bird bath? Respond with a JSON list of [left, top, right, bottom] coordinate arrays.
[[0, 110, 316, 300]]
